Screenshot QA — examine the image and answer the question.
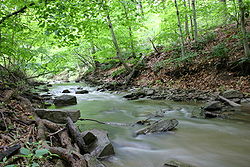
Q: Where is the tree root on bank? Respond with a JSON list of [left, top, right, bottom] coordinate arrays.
[[45, 146, 87, 167], [36, 117, 88, 167]]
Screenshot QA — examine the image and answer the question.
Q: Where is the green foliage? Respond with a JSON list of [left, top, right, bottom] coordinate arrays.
[[100, 60, 120, 71], [193, 32, 216, 50], [0, 141, 56, 167], [0, 0, 244, 79], [111, 67, 126, 78], [210, 43, 229, 59], [153, 52, 198, 72]]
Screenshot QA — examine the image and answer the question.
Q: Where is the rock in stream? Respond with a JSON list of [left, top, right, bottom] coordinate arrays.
[[135, 119, 179, 136], [54, 95, 77, 106]]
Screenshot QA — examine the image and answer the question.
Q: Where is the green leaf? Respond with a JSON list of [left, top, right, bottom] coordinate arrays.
[[35, 149, 49, 158], [20, 147, 31, 155]]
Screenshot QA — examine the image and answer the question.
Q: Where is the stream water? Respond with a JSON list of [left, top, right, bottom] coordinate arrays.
[[49, 83, 250, 167]]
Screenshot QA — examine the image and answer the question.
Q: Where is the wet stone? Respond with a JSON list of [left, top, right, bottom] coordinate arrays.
[[203, 101, 222, 111], [76, 90, 89, 94], [221, 89, 243, 99], [135, 119, 178, 136], [62, 89, 71, 93], [54, 95, 77, 106], [35, 109, 80, 124], [163, 160, 197, 167]]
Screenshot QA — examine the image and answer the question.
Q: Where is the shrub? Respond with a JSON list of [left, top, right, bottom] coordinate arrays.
[[111, 68, 126, 78], [210, 43, 229, 59]]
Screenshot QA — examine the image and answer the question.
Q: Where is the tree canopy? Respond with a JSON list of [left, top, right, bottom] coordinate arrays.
[[0, 0, 249, 81]]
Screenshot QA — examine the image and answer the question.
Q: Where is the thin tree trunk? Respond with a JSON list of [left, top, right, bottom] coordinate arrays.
[[238, 0, 250, 58], [174, 0, 185, 57], [122, 3, 136, 58], [149, 38, 159, 53], [191, 0, 198, 42], [184, 0, 190, 40], [107, 14, 131, 72], [188, 0, 194, 40], [137, 0, 144, 16]]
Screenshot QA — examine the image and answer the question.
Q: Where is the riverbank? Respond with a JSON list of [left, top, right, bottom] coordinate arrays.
[[82, 22, 250, 95]]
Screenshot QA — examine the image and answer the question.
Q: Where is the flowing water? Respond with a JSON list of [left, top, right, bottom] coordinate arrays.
[[49, 83, 250, 167]]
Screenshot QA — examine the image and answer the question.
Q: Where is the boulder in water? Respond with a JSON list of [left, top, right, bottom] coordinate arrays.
[[163, 160, 197, 167], [86, 129, 115, 158], [135, 119, 178, 136], [54, 95, 77, 106], [203, 101, 222, 111], [62, 89, 71, 93], [76, 90, 89, 94]]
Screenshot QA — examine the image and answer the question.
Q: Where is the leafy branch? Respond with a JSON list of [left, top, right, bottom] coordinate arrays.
[[0, 3, 35, 25]]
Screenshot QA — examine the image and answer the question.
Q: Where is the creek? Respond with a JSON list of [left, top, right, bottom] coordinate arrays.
[[49, 83, 250, 167]]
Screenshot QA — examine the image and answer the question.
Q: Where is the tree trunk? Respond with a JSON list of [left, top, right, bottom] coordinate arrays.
[[122, 3, 136, 58], [191, 0, 198, 42], [107, 14, 131, 72], [149, 38, 159, 53], [184, 0, 190, 40], [174, 0, 185, 57], [137, 0, 144, 16], [188, 0, 194, 40], [238, 0, 250, 58]]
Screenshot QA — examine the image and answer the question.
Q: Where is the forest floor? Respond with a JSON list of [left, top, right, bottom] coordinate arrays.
[[85, 21, 250, 94]]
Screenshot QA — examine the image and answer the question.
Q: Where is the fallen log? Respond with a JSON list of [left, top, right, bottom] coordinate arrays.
[[218, 95, 241, 107]]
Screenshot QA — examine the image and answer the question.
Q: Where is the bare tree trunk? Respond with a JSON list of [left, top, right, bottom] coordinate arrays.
[[174, 0, 185, 57], [238, 0, 250, 58], [107, 14, 131, 72], [122, 3, 136, 58], [191, 0, 198, 42], [149, 38, 159, 53], [184, 0, 190, 40], [188, 0, 194, 40]]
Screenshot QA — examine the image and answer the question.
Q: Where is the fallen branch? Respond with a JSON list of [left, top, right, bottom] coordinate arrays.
[[0, 3, 35, 25], [79, 118, 106, 124], [78, 118, 129, 126], [48, 128, 66, 137], [218, 95, 241, 107]]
